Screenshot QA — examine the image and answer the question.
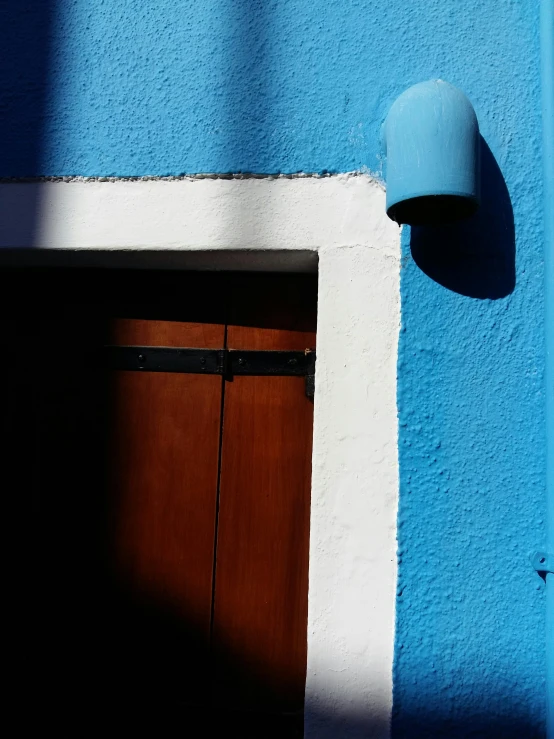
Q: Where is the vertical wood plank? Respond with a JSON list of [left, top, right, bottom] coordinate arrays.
[[109, 318, 223, 348], [106, 366, 223, 710], [212, 273, 316, 717], [94, 313, 225, 712]]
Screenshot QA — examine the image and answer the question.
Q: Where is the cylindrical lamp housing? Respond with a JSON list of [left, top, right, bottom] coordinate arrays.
[[384, 80, 481, 225]]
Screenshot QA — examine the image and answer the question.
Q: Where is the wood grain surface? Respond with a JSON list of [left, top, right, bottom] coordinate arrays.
[[212, 274, 316, 716], [106, 320, 225, 710]]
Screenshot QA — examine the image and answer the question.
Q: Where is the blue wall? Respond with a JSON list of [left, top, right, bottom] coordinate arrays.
[[1, 0, 546, 735]]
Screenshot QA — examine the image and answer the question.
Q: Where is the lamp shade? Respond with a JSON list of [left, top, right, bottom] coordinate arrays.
[[383, 80, 480, 225]]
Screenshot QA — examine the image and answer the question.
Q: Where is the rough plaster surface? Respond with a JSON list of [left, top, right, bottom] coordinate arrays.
[[392, 5, 547, 738], [307, 244, 399, 739], [0, 175, 401, 738], [0, 175, 393, 253], [0, 0, 548, 734], [0, 1, 542, 180], [396, 229, 547, 736]]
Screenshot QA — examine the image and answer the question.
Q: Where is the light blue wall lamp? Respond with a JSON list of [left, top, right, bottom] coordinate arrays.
[[383, 80, 480, 225]]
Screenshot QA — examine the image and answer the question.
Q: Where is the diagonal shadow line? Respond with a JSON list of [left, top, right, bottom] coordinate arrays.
[[0, 1, 54, 245]]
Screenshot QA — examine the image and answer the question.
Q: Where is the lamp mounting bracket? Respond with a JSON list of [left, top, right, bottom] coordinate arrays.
[[531, 551, 554, 576]]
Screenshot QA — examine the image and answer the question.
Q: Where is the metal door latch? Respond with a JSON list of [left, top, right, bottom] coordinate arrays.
[[101, 346, 316, 400]]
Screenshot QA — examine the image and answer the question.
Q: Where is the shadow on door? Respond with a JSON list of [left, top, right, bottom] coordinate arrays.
[[3, 268, 316, 737]]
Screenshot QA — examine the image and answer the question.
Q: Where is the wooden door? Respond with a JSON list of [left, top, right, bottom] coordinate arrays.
[[212, 274, 315, 734], [3, 269, 316, 736]]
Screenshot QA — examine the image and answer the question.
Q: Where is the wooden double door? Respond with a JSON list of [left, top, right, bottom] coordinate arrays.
[[4, 269, 316, 736]]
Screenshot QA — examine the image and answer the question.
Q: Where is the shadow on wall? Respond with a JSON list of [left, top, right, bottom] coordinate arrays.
[[410, 138, 515, 300], [0, 1, 53, 243], [2, 267, 543, 739], [0, 4, 530, 738], [309, 712, 544, 739]]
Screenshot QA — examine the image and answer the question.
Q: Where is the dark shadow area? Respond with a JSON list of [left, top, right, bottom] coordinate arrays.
[[410, 138, 515, 300], [0, 248, 319, 274], [310, 712, 545, 739], [390, 713, 545, 739], [0, 2, 53, 242], [2, 268, 313, 736], [0, 267, 318, 330], [224, 0, 272, 173], [0, 267, 543, 737], [0, 1, 52, 176], [389, 194, 479, 227]]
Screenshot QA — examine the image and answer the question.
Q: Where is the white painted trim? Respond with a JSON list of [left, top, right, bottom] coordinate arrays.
[[0, 175, 400, 738], [0, 175, 397, 254]]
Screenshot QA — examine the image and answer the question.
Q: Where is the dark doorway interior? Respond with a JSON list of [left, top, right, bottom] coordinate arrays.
[[3, 268, 317, 737]]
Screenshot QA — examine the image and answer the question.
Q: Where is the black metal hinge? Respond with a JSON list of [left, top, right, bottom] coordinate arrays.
[[101, 346, 316, 399]]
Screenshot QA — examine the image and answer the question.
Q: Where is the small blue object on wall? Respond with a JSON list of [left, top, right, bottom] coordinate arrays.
[[384, 80, 481, 225]]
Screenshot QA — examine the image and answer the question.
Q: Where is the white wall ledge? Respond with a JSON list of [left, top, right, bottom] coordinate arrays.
[[0, 175, 396, 255]]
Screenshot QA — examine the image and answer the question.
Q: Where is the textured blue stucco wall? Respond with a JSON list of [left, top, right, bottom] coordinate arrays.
[[0, 0, 540, 181], [0, 0, 547, 735]]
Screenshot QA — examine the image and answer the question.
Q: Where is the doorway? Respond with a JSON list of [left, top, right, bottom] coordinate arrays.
[[4, 268, 316, 736]]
